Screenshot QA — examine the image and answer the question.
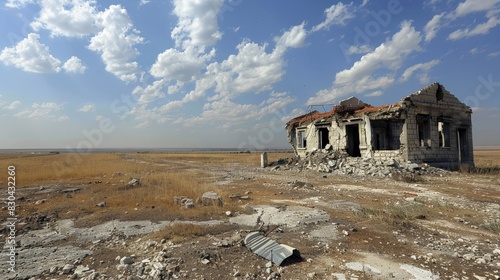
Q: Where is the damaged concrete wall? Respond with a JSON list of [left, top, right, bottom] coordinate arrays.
[[402, 83, 474, 167], [285, 82, 473, 169]]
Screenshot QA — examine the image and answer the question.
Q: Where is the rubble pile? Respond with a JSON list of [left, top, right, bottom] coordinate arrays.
[[280, 148, 449, 178]]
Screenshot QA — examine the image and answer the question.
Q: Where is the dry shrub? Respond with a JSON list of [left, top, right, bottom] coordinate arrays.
[[391, 172, 424, 183], [482, 220, 500, 233], [154, 223, 207, 243], [361, 203, 428, 229]]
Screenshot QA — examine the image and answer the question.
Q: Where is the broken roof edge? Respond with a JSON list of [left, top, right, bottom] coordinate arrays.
[[287, 82, 472, 128], [402, 82, 473, 112]]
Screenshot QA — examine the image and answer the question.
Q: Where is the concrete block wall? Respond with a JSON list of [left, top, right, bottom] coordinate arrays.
[[405, 107, 472, 164]]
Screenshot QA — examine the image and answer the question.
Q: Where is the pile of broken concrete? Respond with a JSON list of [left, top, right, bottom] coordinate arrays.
[[273, 147, 449, 179]]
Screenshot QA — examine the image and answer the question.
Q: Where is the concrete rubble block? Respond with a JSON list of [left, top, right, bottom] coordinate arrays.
[[128, 178, 141, 187], [74, 265, 93, 277], [62, 264, 75, 274], [49, 266, 59, 274], [96, 201, 106, 207], [174, 196, 195, 208], [120, 256, 134, 265], [202, 191, 223, 207]]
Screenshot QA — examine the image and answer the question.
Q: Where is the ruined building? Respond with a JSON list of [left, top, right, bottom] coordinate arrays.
[[286, 83, 474, 169]]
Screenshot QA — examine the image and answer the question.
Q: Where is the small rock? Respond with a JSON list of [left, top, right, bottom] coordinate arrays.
[[120, 256, 134, 265], [475, 258, 486, 264], [202, 191, 223, 207], [265, 261, 273, 268], [49, 266, 58, 274], [96, 202, 106, 207], [62, 264, 75, 274], [152, 262, 165, 270], [201, 258, 210, 265], [74, 265, 91, 276], [225, 211, 232, 217], [463, 253, 475, 261], [128, 178, 141, 187]]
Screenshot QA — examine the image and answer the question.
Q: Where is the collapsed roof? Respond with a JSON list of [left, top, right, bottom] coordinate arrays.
[[286, 82, 471, 128]]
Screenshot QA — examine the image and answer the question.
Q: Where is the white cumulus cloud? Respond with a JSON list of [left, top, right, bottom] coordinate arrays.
[[31, 0, 100, 37], [312, 2, 355, 32], [171, 0, 224, 50], [347, 44, 372, 55], [452, 0, 500, 18], [275, 22, 307, 48], [78, 104, 95, 112], [424, 13, 445, 42], [308, 21, 422, 105], [3, 101, 21, 110], [0, 33, 61, 73], [448, 16, 500, 40], [5, 0, 33, 8], [15, 102, 65, 120], [88, 5, 144, 82], [400, 59, 440, 84], [150, 48, 211, 82], [63, 56, 86, 74]]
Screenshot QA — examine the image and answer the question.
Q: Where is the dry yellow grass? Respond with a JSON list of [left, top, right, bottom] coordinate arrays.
[[471, 150, 500, 176], [474, 150, 500, 166], [0, 153, 149, 186], [137, 151, 294, 165], [1, 152, 277, 227]]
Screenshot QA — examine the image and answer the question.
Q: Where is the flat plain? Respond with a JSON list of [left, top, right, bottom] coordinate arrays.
[[0, 150, 499, 279]]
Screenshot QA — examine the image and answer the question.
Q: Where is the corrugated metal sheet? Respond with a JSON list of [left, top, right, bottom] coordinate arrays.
[[244, 231, 301, 266]]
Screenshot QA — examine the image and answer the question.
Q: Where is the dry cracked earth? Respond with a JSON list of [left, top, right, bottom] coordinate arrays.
[[1, 153, 499, 280]]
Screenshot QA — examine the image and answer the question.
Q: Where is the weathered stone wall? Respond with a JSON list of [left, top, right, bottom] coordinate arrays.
[[403, 83, 473, 167]]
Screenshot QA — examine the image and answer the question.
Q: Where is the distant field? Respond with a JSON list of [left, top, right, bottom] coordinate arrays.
[[474, 149, 500, 168], [474, 146, 500, 151]]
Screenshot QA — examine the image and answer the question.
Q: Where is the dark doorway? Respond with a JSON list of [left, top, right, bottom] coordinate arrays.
[[346, 124, 361, 157], [318, 127, 330, 149], [457, 128, 468, 163]]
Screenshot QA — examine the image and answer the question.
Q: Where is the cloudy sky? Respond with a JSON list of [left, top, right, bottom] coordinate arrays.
[[0, 0, 499, 149]]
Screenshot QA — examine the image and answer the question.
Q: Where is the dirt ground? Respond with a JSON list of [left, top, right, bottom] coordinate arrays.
[[0, 150, 499, 280]]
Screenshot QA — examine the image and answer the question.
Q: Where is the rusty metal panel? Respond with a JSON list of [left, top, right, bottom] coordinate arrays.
[[244, 231, 301, 266]]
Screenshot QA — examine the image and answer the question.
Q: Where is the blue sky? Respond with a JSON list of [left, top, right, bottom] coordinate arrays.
[[0, 0, 499, 149]]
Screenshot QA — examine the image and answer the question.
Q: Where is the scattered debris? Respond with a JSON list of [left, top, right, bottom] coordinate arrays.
[[174, 196, 195, 208], [287, 148, 448, 178]]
